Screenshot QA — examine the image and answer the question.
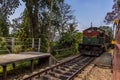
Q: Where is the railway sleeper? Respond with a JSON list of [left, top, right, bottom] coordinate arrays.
[[67, 60, 78, 64], [53, 68, 73, 75], [69, 69, 77, 73], [75, 62, 86, 66], [70, 67, 80, 72], [48, 71, 71, 80], [48, 71, 62, 78], [59, 67, 76, 73], [59, 67, 70, 71], [63, 72, 73, 76], [65, 58, 81, 64], [59, 74, 70, 80], [29, 76, 40, 80], [62, 64, 80, 70], [41, 74, 60, 80], [66, 59, 81, 64], [62, 65, 76, 69], [74, 58, 90, 65], [53, 69, 67, 74], [48, 71, 73, 78]]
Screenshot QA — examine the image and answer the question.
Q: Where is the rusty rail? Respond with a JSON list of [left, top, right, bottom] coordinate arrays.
[[67, 57, 95, 80], [23, 55, 81, 80], [22, 55, 95, 80]]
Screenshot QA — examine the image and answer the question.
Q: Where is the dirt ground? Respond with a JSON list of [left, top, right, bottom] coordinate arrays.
[[74, 64, 112, 80], [74, 52, 113, 80], [86, 66, 112, 80]]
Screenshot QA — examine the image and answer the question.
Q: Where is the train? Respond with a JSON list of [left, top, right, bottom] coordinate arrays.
[[79, 26, 111, 56]]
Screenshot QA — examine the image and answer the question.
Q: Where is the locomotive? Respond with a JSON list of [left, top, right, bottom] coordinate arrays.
[[79, 26, 111, 56]]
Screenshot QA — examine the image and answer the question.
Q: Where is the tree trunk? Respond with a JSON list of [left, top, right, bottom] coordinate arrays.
[[33, 0, 39, 38], [24, 0, 39, 38], [47, 0, 54, 53], [25, 0, 34, 38]]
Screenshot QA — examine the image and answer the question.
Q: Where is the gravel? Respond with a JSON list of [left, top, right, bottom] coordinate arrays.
[[86, 66, 112, 80]]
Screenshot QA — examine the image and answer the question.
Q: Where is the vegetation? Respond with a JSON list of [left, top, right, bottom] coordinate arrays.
[[104, 0, 118, 23], [99, 26, 113, 38], [0, 60, 39, 77], [0, 0, 83, 58], [0, 0, 114, 78], [51, 31, 82, 59]]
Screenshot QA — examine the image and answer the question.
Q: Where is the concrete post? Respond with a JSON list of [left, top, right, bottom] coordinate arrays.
[[32, 38, 34, 50], [12, 38, 15, 53], [38, 38, 41, 52]]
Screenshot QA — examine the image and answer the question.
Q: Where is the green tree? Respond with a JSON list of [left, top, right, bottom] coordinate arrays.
[[0, 18, 9, 36], [9, 0, 77, 53], [99, 26, 113, 38], [0, 0, 20, 37], [104, 0, 118, 23]]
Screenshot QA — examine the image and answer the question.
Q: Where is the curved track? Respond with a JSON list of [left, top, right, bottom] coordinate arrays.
[[22, 55, 95, 80]]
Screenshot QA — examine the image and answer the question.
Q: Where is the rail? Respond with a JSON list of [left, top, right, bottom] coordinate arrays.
[[22, 55, 95, 80], [67, 57, 95, 80], [23, 55, 81, 80]]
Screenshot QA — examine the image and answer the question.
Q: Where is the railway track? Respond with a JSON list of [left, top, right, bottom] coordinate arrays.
[[22, 55, 95, 80]]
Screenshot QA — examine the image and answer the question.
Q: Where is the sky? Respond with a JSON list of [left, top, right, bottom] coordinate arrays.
[[10, 0, 114, 32], [65, 0, 114, 31]]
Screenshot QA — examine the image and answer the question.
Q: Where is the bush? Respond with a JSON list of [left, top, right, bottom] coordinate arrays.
[[51, 32, 82, 57], [40, 35, 48, 53], [13, 45, 22, 53], [0, 37, 6, 48]]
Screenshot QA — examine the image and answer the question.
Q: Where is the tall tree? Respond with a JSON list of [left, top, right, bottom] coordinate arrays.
[[9, 0, 77, 52], [0, 0, 20, 21], [0, 0, 20, 36], [22, 0, 39, 38], [104, 0, 119, 23]]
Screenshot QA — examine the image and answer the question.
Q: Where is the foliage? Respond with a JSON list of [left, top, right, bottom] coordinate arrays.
[[0, 37, 6, 48], [11, 10, 33, 52], [73, 32, 82, 54], [104, 0, 118, 23], [99, 26, 113, 38], [73, 32, 82, 43], [0, 0, 77, 54], [40, 35, 48, 53], [57, 32, 75, 48], [0, 0, 20, 37], [0, 19, 9, 36], [0, 0, 20, 20], [51, 31, 82, 57], [12, 45, 22, 53], [0, 37, 10, 54]]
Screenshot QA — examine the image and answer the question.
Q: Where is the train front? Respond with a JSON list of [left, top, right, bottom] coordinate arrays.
[[79, 27, 106, 56]]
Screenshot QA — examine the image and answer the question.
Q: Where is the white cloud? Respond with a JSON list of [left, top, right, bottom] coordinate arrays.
[[77, 23, 88, 32]]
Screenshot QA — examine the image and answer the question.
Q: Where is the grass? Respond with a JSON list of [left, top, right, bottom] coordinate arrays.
[[55, 49, 76, 60]]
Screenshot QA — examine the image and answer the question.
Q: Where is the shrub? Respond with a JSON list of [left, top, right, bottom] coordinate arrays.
[[13, 45, 22, 53]]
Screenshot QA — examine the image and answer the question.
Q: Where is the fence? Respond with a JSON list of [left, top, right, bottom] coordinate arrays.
[[54, 47, 76, 60], [0, 37, 41, 53]]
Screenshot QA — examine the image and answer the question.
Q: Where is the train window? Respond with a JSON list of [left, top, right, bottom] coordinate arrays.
[[88, 30, 92, 33]]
